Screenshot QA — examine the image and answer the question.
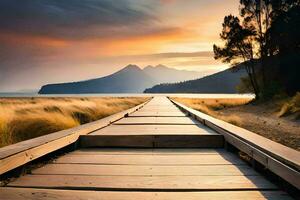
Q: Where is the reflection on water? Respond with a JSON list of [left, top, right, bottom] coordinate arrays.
[[0, 93, 255, 99]]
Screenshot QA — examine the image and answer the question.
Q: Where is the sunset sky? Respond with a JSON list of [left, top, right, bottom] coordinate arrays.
[[0, 0, 239, 92]]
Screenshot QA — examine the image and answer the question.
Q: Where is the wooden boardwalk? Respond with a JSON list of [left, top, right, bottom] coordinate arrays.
[[0, 97, 296, 199]]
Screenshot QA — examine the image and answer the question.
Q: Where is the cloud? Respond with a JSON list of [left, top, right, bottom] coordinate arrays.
[[112, 51, 214, 60], [0, 0, 156, 40]]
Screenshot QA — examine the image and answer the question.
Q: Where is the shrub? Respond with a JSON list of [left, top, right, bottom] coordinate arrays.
[[278, 92, 300, 118]]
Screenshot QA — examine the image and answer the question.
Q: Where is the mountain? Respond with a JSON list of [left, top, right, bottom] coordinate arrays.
[[39, 64, 203, 94], [143, 64, 201, 84], [39, 65, 154, 94], [144, 68, 247, 93]]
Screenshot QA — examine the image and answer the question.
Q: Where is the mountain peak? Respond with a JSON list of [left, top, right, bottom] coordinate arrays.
[[124, 64, 140, 70], [143, 64, 169, 72], [143, 65, 155, 70]]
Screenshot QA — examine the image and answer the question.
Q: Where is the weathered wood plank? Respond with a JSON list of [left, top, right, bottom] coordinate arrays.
[[90, 124, 217, 135], [134, 109, 183, 113], [54, 154, 245, 165], [70, 148, 224, 155], [0, 188, 293, 200], [8, 174, 277, 190], [80, 135, 154, 148], [80, 135, 224, 148], [130, 111, 187, 117], [32, 163, 259, 176], [114, 117, 200, 125], [153, 135, 223, 148]]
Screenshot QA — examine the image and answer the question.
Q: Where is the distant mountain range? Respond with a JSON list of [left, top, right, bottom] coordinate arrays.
[[39, 64, 203, 94], [144, 68, 247, 93]]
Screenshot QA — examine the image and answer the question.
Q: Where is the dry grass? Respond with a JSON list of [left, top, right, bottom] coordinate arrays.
[[172, 97, 252, 126], [278, 92, 300, 119], [173, 97, 300, 150], [0, 97, 148, 147]]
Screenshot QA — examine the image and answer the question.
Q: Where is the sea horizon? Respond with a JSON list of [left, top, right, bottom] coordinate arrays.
[[0, 92, 255, 99]]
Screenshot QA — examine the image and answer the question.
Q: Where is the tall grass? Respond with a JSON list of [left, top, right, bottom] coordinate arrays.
[[172, 97, 252, 126], [0, 97, 148, 147], [278, 92, 300, 119]]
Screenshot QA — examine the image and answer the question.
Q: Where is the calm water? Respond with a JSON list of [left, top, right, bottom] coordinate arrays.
[[0, 93, 254, 99]]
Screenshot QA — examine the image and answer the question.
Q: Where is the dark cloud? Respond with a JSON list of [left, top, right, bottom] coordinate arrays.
[[0, 0, 156, 39]]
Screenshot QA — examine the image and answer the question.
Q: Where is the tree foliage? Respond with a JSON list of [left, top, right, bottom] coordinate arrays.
[[213, 15, 260, 96], [214, 0, 300, 99]]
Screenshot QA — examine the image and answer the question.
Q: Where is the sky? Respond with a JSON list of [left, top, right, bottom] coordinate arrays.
[[0, 0, 239, 92]]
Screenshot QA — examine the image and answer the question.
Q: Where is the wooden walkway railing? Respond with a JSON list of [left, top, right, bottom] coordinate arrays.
[[170, 98, 300, 189]]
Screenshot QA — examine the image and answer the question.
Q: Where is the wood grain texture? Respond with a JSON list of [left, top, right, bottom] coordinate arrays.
[[0, 188, 293, 200], [80, 135, 224, 148], [70, 148, 224, 155], [32, 163, 259, 176], [114, 116, 200, 125], [54, 153, 245, 165], [90, 124, 217, 135], [130, 111, 187, 117], [8, 174, 277, 190]]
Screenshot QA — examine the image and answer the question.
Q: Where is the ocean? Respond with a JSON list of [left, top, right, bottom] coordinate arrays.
[[0, 93, 255, 99]]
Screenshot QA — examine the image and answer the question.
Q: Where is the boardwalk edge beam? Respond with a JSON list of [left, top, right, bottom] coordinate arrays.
[[170, 98, 300, 189]]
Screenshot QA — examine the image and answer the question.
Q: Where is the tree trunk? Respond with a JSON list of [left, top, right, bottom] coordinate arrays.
[[245, 63, 260, 98]]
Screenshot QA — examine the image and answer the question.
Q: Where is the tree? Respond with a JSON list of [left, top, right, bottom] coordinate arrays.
[[214, 0, 300, 99], [239, 0, 300, 92], [240, 0, 273, 88], [213, 15, 260, 97], [268, 4, 300, 95]]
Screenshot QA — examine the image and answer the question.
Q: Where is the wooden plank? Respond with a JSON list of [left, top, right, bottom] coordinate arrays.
[[70, 148, 224, 155], [0, 100, 150, 175], [90, 124, 217, 135], [32, 163, 259, 176], [8, 174, 277, 190], [80, 135, 223, 148], [140, 106, 180, 109], [138, 105, 181, 108], [0, 188, 293, 200], [130, 111, 187, 117], [80, 135, 154, 148], [135, 108, 183, 112], [54, 154, 245, 165], [114, 117, 200, 125], [153, 135, 223, 148]]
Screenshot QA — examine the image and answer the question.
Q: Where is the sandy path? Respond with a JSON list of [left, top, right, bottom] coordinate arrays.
[[218, 104, 300, 151]]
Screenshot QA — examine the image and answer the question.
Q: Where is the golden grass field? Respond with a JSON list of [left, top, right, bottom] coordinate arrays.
[[172, 97, 253, 126], [0, 97, 148, 147]]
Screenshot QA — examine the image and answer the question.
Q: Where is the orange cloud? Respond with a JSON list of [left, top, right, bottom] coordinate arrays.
[[0, 32, 69, 48]]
